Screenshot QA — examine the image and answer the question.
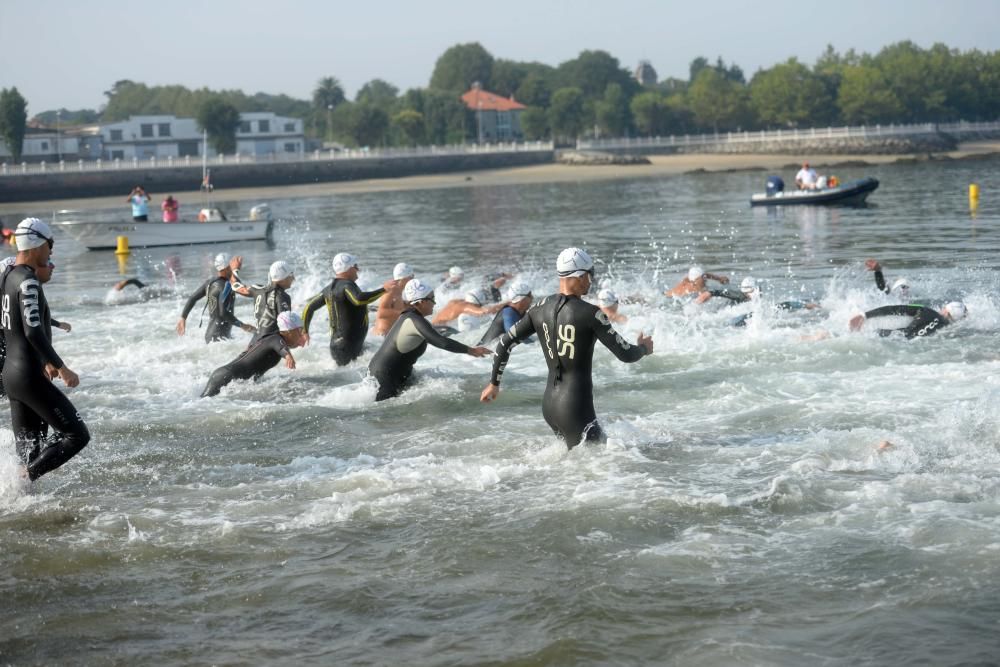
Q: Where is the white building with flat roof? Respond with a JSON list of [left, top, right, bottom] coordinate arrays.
[[100, 113, 305, 160]]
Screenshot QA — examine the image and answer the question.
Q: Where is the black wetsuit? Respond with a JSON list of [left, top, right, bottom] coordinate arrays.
[[477, 306, 532, 346], [863, 305, 950, 339], [1, 264, 89, 480], [244, 283, 291, 343], [303, 279, 385, 366], [201, 332, 291, 397], [490, 294, 649, 449], [368, 308, 474, 401], [180, 275, 245, 343], [873, 268, 890, 294], [703, 290, 809, 327]]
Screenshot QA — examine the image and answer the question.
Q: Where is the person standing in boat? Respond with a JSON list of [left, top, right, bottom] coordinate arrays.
[[127, 185, 151, 221], [161, 195, 180, 223]]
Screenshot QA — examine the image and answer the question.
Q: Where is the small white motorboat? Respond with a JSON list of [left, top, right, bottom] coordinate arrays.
[[52, 204, 274, 251]]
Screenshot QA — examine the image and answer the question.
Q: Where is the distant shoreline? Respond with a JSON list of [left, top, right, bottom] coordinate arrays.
[[2, 141, 998, 217]]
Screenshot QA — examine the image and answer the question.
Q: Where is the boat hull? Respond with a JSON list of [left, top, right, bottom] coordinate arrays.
[[53, 219, 273, 251], [750, 177, 879, 206]]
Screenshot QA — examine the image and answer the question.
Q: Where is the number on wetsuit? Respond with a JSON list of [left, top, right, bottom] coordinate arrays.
[[1, 294, 9, 330], [557, 324, 576, 359]]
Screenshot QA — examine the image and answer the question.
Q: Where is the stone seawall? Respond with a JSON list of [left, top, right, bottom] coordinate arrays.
[[594, 131, 998, 157], [0, 150, 555, 203]]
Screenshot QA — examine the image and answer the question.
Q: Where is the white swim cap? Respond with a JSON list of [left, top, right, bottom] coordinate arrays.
[[269, 260, 293, 282], [506, 281, 532, 303], [332, 252, 358, 274], [14, 218, 53, 250], [944, 301, 967, 320], [688, 266, 704, 281], [449, 266, 464, 279], [557, 247, 594, 277], [277, 310, 303, 332], [403, 279, 434, 304], [464, 288, 487, 306], [393, 262, 414, 280], [0, 256, 15, 272], [213, 253, 229, 271], [740, 276, 758, 293], [597, 288, 619, 307], [892, 278, 910, 292]]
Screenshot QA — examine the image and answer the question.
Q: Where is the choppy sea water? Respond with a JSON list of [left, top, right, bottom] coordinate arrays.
[[2, 158, 1000, 666]]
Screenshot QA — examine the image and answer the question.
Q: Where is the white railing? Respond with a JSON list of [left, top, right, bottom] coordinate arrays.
[[0, 140, 555, 177], [577, 120, 1000, 151]]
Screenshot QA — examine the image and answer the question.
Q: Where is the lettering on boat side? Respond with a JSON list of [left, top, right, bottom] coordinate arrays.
[[228, 225, 252, 231], [108, 226, 138, 232]]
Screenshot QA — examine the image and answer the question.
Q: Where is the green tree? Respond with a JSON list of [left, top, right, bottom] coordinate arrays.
[[630, 91, 664, 136], [313, 76, 346, 110], [520, 106, 549, 140], [556, 50, 636, 100], [392, 109, 425, 145], [0, 87, 28, 162], [836, 65, 904, 124], [430, 42, 494, 93], [356, 79, 399, 110], [516, 71, 554, 107], [196, 97, 241, 154], [686, 68, 749, 131], [548, 87, 585, 143], [348, 104, 390, 146], [33, 108, 100, 126], [749, 58, 834, 127], [595, 83, 630, 136], [421, 89, 468, 144], [491, 59, 529, 97]]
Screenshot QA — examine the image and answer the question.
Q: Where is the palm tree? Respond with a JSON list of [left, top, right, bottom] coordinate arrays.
[[313, 77, 345, 110]]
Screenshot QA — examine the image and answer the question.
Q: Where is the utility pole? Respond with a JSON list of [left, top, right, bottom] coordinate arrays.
[[56, 109, 62, 161]]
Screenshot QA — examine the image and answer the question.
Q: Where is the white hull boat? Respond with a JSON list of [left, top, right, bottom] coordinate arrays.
[[52, 205, 273, 251]]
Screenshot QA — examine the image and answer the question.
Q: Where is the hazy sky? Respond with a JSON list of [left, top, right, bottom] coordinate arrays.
[[2, 0, 998, 115]]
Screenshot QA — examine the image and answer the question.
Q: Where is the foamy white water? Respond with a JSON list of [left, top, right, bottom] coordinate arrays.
[[2, 160, 1000, 665]]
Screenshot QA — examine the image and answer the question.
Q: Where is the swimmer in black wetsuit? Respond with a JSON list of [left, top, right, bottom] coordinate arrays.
[[477, 281, 533, 346], [176, 253, 255, 343], [302, 252, 395, 366], [368, 279, 491, 401], [481, 248, 654, 449], [865, 259, 913, 302], [2, 218, 89, 481], [232, 259, 295, 345], [848, 302, 967, 339], [201, 311, 306, 397], [697, 276, 819, 327]]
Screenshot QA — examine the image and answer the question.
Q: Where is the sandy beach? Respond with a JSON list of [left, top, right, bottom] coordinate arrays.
[[2, 141, 998, 216]]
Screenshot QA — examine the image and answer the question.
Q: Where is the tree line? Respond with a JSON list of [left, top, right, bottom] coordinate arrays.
[[3, 40, 999, 160]]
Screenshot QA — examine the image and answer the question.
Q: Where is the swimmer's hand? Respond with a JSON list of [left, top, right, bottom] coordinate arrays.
[[694, 291, 712, 304], [717, 275, 730, 284], [865, 259, 881, 271], [57, 366, 80, 388], [468, 346, 491, 358], [44, 363, 58, 380], [637, 332, 653, 354], [849, 314, 866, 331], [229, 255, 243, 271], [57, 321, 72, 332], [285, 355, 296, 370], [176, 318, 186, 335], [480, 383, 499, 402], [240, 323, 256, 333]]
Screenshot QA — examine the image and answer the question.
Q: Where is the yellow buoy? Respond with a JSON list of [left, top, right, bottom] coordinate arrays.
[[969, 183, 980, 200], [115, 235, 130, 255], [117, 253, 128, 275]]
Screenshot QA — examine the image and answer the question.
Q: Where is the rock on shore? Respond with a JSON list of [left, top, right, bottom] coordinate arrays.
[[557, 151, 651, 165]]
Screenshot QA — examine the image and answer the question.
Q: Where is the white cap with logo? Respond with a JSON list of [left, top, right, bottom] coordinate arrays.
[[448, 266, 464, 279], [14, 218, 53, 250], [944, 301, 967, 320], [464, 288, 487, 306], [892, 278, 910, 292], [403, 279, 434, 304], [688, 266, 704, 282], [333, 252, 358, 274], [506, 281, 532, 303], [269, 260, 293, 282], [740, 277, 758, 293], [393, 262, 414, 280], [597, 288, 619, 307], [556, 247, 594, 278], [214, 253, 230, 271], [277, 311, 303, 332]]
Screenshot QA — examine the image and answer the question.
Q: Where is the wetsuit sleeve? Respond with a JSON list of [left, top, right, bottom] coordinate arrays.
[[180, 279, 209, 319], [501, 307, 521, 331], [269, 335, 291, 358], [864, 305, 922, 319], [593, 311, 647, 363], [344, 284, 386, 306], [873, 269, 889, 294], [50, 317, 62, 329], [301, 292, 325, 333], [489, 313, 538, 386], [18, 279, 64, 369], [409, 313, 474, 354], [713, 289, 749, 303]]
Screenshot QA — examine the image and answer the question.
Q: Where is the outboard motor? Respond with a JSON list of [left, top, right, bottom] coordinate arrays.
[[766, 175, 785, 196]]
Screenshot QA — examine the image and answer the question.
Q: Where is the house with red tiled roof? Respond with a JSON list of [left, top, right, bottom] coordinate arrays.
[[461, 83, 527, 142]]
